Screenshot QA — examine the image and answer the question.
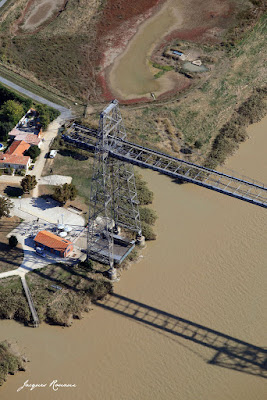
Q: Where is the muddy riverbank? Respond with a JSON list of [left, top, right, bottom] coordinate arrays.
[[105, 0, 240, 101], [0, 115, 266, 399]]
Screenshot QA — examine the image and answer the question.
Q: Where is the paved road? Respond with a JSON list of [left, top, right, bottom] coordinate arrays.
[[0, 75, 71, 115], [0, 0, 9, 7]]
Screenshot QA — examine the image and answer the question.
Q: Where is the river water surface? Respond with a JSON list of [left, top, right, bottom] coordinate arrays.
[[0, 117, 266, 399]]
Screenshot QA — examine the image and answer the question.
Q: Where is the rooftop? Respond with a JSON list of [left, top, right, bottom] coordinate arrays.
[[6, 140, 30, 156], [0, 154, 30, 166], [14, 133, 41, 146], [34, 230, 73, 252]]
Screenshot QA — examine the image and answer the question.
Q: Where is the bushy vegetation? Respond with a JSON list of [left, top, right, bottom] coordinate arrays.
[[0, 85, 60, 141], [0, 84, 32, 112], [139, 207, 157, 225], [141, 222, 157, 241], [0, 100, 25, 141], [0, 341, 25, 386], [8, 235, 18, 248], [135, 173, 157, 240], [53, 183, 77, 204], [0, 196, 13, 218], [205, 89, 267, 168], [35, 104, 60, 130], [0, 85, 32, 141], [21, 175, 37, 193], [25, 145, 41, 161], [135, 173, 154, 205]]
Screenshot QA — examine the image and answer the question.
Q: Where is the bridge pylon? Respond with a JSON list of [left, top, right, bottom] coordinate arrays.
[[87, 100, 142, 278]]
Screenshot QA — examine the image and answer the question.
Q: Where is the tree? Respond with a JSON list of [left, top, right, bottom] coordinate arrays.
[[26, 145, 41, 161], [0, 100, 24, 125], [21, 175, 37, 193], [139, 207, 157, 225], [35, 104, 60, 131], [0, 196, 13, 218], [53, 183, 77, 204], [9, 235, 18, 248], [35, 104, 50, 130], [0, 121, 14, 141]]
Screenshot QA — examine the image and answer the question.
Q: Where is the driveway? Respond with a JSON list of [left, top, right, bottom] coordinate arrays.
[[29, 113, 73, 197]]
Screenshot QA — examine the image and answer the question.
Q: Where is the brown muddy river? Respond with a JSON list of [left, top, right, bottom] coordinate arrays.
[[0, 115, 266, 399]]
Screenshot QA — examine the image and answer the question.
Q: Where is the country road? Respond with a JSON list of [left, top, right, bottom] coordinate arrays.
[[0, 75, 70, 116], [0, 0, 8, 8]]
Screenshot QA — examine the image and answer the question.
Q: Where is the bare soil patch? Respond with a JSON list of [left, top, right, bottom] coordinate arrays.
[[19, 0, 67, 33]]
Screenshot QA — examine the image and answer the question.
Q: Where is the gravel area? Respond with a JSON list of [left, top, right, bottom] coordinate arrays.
[[39, 174, 72, 185]]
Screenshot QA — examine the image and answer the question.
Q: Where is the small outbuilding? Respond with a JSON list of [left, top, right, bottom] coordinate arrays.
[[34, 230, 73, 258]]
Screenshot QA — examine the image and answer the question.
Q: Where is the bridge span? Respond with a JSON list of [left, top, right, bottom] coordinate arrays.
[[63, 122, 267, 209]]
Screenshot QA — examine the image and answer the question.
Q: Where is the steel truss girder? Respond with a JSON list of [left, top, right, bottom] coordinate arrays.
[[64, 105, 267, 209]]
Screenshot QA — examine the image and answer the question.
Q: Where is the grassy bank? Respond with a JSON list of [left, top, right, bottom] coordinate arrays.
[[0, 341, 25, 386], [0, 65, 70, 108]]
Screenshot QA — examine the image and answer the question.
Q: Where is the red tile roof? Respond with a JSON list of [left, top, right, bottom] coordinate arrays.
[[0, 154, 30, 166], [34, 230, 73, 252], [6, 140, 30, 156]]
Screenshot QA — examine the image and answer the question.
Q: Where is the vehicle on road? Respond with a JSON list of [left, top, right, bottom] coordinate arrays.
[[49, 150, 57, 158]]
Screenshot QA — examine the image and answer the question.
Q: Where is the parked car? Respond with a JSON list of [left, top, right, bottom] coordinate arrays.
[[36, 247, 45, 257], [49, 150, 57, 159]]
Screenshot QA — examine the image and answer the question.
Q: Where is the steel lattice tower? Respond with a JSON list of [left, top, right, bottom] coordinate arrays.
[[87, 100, 142, 277]]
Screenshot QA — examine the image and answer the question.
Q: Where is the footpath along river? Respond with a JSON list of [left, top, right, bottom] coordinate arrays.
[[0, 116, 266, 399]]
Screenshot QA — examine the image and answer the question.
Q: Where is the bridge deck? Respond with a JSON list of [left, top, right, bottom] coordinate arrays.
[[63, 124, 267, 208]]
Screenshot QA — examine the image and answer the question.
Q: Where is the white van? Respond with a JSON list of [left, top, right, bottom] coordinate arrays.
[[49, 150, 57, 158]]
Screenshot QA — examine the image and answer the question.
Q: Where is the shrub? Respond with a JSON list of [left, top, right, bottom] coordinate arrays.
[[88, 280, 113, 302], [139, 207, 157, 225], [194, 140, 203, 149], [141, 223, 156, 240], [0, 196, 13, 218], [53, 183, 77, 204], [21, 175, 37, 193], [204, 89, 267, 168], [135, 174, 154, 205], [9, 235, 18, 248], [26, 145, 41, 161], [0, 121, 13, 141], [35, 104, 60, 131], [79, 259, 93, 270], [0, 100, 24, 125]]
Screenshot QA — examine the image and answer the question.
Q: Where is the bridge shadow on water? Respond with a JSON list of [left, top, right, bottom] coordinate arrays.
[[95, 293, 267, 378]]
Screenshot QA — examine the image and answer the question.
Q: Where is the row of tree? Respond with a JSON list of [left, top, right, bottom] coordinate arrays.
[[0, 84, 60, 141]]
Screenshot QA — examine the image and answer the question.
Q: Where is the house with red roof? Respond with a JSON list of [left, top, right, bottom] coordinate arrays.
[[0, 140, 31, 171], [34, 230, 73, 258]]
